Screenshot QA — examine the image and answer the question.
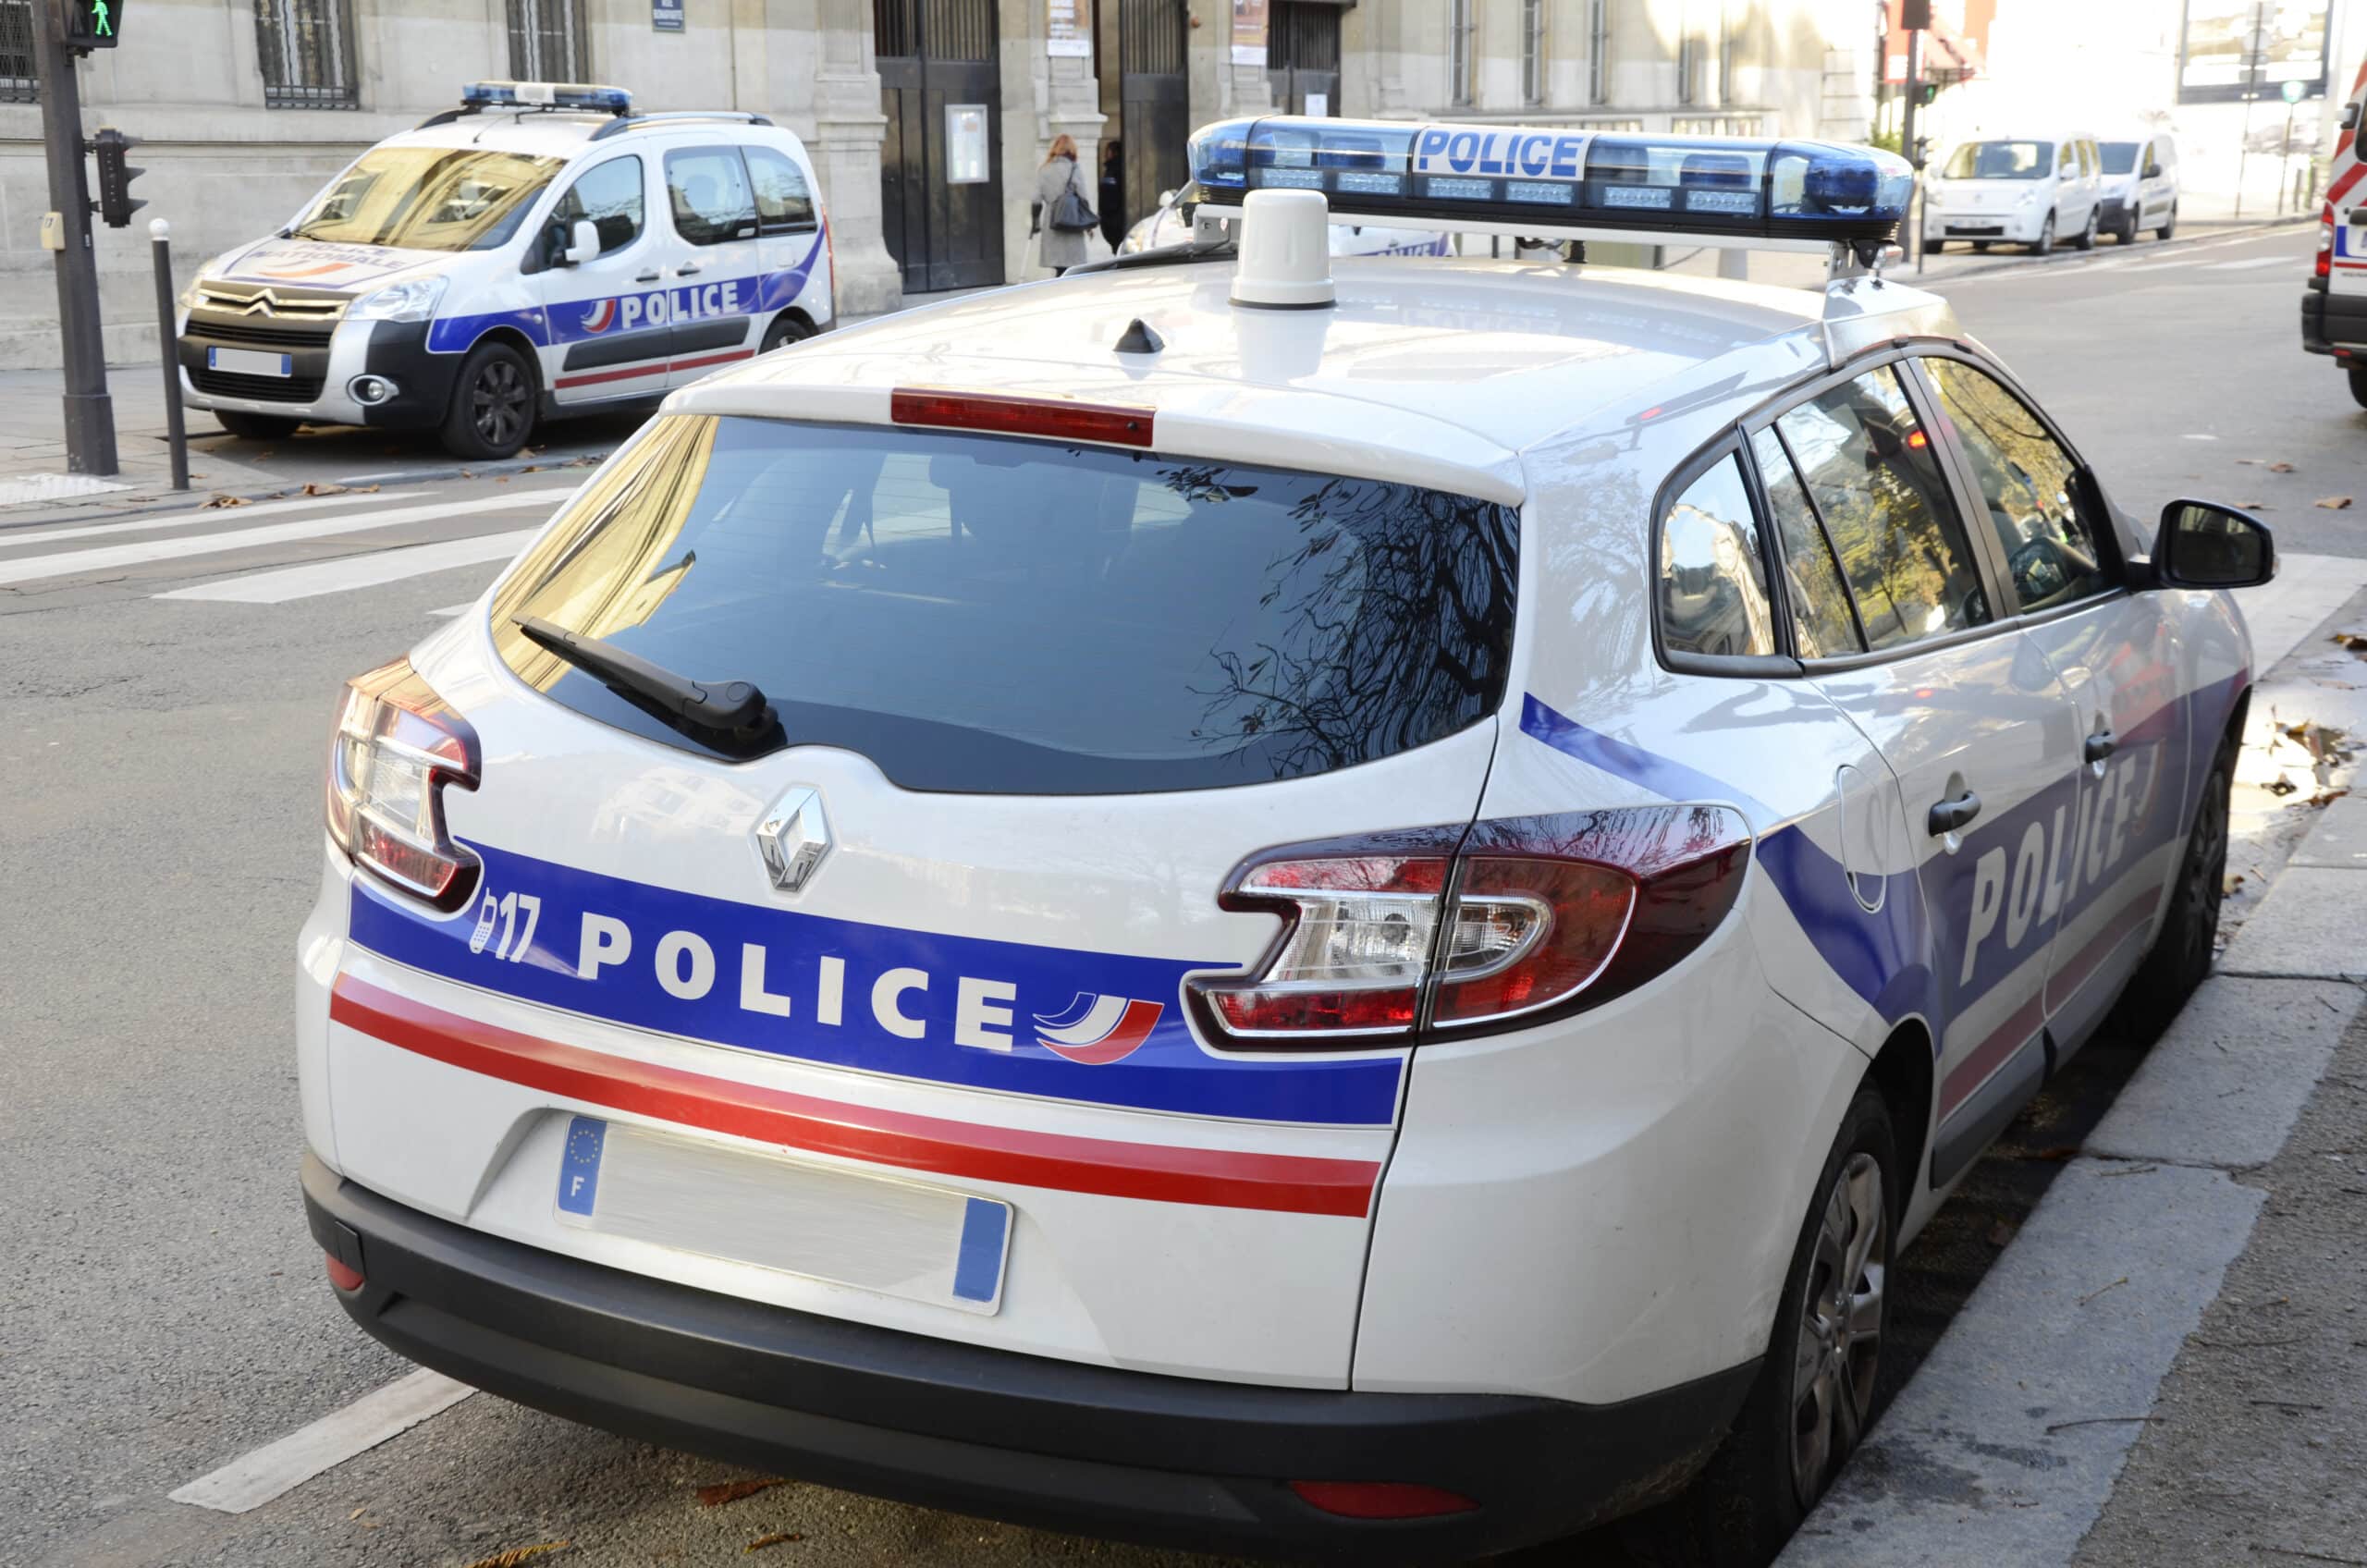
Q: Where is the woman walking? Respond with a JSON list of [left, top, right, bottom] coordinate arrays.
[[1036, 135, 1092, 276]]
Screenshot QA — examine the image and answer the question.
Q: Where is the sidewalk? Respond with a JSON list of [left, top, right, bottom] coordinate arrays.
[[1780, 588, 2367, 1568]]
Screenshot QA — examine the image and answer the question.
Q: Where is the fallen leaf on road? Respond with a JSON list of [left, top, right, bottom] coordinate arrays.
[[2240, 500, 2271, 509], [2268, 460, 2296, 472], [202, 494, 249, 508], [299, 483, 343, 496], [460, 1545, 569, 1568], [2335, 631, 2367, 655], [2078, 1275, 2129, 1305], [349, 1506, 367, 1520], [697, 1477, 786, 1507], [744, 1534, 805, 1554], [2309, 788, 2351, 808], [2316, 496, 2354, 509]]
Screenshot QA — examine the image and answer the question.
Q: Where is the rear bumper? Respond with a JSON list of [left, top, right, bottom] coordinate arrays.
[[2301, 286, 2367, 356], [302, 1151, 1755, 1563]]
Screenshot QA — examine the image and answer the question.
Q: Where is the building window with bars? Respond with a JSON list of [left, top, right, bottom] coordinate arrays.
[[509, 0, 589, 81], [0, 0, 37, 103], [1587, 0, 1611, 106], [1448, 0, 1476, 108], [256, 0, 360, 109], [1520, 0, 1547, 106]]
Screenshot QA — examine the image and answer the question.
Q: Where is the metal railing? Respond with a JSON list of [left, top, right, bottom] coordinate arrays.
[[256, 0, 360, 109], [0, 0, 38, 104]]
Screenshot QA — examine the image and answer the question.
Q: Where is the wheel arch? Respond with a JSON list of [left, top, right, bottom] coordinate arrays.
[[763, 305, 818, 348], [1866, 1017, 1935, 1219], [464, 325, 548, 391]]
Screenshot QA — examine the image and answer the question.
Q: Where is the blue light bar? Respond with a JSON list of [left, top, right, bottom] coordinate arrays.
[[461, 80, 633, 114], [1184, 116, 1911, 245]]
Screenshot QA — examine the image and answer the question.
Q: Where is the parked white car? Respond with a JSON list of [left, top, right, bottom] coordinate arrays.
[[2097, 133, 2179, 245], [1924, 134, 2104, 255], [1121, 186, 1448, 258]]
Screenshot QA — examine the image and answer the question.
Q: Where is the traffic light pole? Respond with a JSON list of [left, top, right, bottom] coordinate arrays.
[[1900, 25, 1923, 272], [34, 0, 116, 475]]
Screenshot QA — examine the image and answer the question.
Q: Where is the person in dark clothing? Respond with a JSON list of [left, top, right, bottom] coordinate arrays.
[[1099, 140, 1126, 252]]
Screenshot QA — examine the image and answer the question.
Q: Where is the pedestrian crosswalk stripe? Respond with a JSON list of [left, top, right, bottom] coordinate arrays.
[[157, 529, 540, 604], [0, 488, 573, 587], [0, 488, 420, 552], [2199, 255, 2295, 272]]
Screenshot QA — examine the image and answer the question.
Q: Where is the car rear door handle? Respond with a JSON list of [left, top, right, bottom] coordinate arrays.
[[676, 263, 702, 276], [634, 269, 662, 282], [1928, 790, 1982, 837], [2084, 729, 2117, 765]]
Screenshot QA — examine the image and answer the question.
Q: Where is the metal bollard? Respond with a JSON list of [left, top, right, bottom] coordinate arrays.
[[149, 217, 189, 492]]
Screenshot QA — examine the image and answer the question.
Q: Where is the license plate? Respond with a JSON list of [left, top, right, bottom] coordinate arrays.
[[206, 346, 291, 377], [555, 1115, 1012, 1314]]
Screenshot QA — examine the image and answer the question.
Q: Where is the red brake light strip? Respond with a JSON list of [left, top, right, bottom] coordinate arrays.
[[891, 388, 1156, 448]]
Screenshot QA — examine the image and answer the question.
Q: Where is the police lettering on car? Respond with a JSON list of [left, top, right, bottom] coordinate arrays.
[[176, 81, 834, 461], [297, 117, 2275, 1564]]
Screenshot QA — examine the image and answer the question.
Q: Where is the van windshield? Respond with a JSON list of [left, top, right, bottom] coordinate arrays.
[[292, 147, 563, 252], [1942, 141, 2051, 179], [487, 416, 1522, 793], [2099, 141, 2141, 176]]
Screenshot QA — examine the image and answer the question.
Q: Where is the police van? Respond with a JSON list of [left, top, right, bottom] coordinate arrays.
[[177, 81, 834, 459], [299, 117, 2275, 1564], [2306, 58, 2367, 408]]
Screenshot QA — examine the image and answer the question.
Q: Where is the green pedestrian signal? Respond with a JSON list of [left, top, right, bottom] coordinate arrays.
[[60, 0, 124, 49]]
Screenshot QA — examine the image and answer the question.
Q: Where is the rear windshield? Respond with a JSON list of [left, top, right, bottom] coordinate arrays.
[[1942, 141, 2050, 179], [488, 416, 1519, 793]]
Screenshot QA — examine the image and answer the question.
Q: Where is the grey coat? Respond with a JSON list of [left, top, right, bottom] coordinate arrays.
[[1036, 156, 1090, 271]]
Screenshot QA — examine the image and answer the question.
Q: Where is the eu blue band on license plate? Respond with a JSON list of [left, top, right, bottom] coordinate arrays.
[[551, 1114, 1012, 1313]]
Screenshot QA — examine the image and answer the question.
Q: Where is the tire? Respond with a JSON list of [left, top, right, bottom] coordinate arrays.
[[2156, 202, 2177, 242], [759, 312, 813, 354], [2349, 364, 2367, 412], [439, 339, 536, 460], [2112, 728, 2235, 1041], [1926, 239, 1949, 254], [2032, 213, 2055, 256], [1973, 239, 1993, 253], [215, 410, 299, 441], [1619, 1086, 1896, 1568], [2116, 208, 2140, 245], [2072, 208, 2099, 251]]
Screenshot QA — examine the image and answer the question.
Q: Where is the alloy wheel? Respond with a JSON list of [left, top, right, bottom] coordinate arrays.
[[1789, 1151, 1885, 1504], [472, 360, 531, 448]]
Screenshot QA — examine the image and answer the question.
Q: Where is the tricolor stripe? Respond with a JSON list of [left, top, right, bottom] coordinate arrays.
[[328, 975, 1381, 1218]]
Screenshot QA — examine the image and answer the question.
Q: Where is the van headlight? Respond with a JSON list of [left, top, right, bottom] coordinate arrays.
[[348, 276, 448, 324]]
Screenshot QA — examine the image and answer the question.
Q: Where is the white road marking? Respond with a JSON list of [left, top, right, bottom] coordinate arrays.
[[2182, 433, 2219, 440], [157, 529, 537, 604], [0, 472, 133, 508], [166, 1368, 476, 1514], [0, 489, 421, 551], [0, 488, 570, 586], [2233, 552, 2367, 676], [2200, 254, 2297, 271]]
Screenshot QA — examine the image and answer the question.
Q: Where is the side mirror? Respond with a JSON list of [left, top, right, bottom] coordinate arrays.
[[562, 218, 599, 266], [2343, 103, 2361, 131], [2154, 500, 2275, 589]]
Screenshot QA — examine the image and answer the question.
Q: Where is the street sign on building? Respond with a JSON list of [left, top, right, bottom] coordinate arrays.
[[651, 0, 682, 32]]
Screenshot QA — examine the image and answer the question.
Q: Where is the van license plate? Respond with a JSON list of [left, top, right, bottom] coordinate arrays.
[[555, 1115, 1012, 1314], [206, 346, 291, 377]]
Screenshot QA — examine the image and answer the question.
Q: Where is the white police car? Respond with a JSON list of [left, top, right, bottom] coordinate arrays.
[[298, 118, 2275, 1564], [178, 81, 834, 460]]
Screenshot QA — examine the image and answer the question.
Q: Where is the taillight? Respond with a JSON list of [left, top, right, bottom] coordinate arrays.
[[823, 218, 838, 320], [1189, 806, 1750, 1047], [890, 388, 1156, 447], [2318, 206, 2336, 279], [325, 657, 482, 910]]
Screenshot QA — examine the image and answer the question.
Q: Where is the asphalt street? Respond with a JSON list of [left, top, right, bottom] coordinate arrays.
[[1, 226, 2361, 1568]]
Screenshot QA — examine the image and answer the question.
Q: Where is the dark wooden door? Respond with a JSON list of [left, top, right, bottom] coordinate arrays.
[[877, 0, 1004, 292], [1119, 0, 1187, 227], [1268, 2, 1341, 117]]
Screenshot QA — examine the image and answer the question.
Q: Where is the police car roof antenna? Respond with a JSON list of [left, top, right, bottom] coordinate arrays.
[[1229, 189, 1335, 311]]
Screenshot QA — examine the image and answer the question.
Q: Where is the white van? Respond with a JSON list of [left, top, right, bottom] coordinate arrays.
[[2097, 132, 2179, 244], [1923, 133, 2104, 255], [2304, 62, 2367, 408], [176, 82, 836, 459]]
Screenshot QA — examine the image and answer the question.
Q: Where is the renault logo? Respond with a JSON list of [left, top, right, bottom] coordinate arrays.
[[754, 785, 831, 893]]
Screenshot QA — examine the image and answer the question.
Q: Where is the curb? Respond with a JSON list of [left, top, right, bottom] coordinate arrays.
[[1903, 212, 2313, 287]]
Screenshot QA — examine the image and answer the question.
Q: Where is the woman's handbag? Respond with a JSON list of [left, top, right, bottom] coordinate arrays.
[[1049, 165, 1098, 233]]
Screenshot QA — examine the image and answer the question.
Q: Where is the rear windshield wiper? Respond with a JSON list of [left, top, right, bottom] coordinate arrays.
[[513, 616, 774, 735]]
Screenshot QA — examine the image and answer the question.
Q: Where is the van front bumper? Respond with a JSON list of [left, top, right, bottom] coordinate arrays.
[[300, 1151, 1755, 1563], [178, 318, 460, 431]]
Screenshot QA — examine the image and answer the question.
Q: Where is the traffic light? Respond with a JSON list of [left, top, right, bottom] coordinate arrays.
[[60, 0, 124, 50], [1917, 80, 1940, 106], [92, 128, 145, 228]]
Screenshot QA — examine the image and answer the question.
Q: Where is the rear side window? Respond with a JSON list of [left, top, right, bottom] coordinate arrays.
[[1922, 358, 2112, 613], [550, 156, 644, 256], [1775, 368, 1991, 651], [745, 147, 816, 233], [489, 416, 1520, 793], [1749, 427, 1861, 657], [665, 148, 757, 246], [1658, 456, 1775, 658]]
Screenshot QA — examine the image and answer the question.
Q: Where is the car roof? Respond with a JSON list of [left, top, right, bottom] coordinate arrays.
[[381, 113, 803, 163], [670, 256, 1944, 499]]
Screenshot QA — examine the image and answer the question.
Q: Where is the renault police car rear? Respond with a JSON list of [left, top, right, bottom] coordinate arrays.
[[300, 119, 2274, 1564]]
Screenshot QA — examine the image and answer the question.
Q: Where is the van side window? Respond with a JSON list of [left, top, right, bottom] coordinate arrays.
[[1775, 367, 1991, 651], [1658, 455, 1777, 659], [1921, 358, 2113, 612], [1749, 427, 1861, 657], [549, 157, 644, 256], [744, 148, 817, 234], [665, 148, 758, 247]]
